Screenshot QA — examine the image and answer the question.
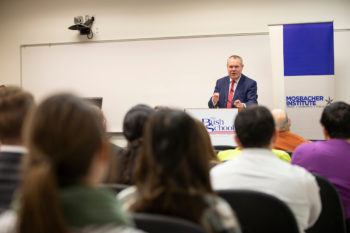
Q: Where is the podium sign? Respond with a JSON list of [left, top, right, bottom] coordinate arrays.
[[185, 108, 238, 146]]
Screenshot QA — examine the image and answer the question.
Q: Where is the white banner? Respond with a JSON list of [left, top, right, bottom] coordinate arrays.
[[269, 22, 335, 140]]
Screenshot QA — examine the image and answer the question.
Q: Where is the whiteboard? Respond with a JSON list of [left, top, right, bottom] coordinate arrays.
[[21, 34, 273, 132]]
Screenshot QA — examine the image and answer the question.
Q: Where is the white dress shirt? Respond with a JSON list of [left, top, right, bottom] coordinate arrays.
[[210, 148, 321, 233], [228, 76, 240, 93]]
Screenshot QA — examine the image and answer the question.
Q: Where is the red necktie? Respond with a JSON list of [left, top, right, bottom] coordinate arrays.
[[226, 80, 235, 108]]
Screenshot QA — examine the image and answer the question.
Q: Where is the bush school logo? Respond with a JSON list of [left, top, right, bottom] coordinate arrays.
[[202, 117, 235, 134]]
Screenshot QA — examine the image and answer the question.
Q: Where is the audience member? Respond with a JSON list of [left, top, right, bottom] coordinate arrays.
[[118, 109, 241, 233], [195, 120, 220, 168], [112, 104, 155, 185], [0, 86, 34, 212], [211, 106, 321, 233], [0, 93, 142, 233], [292, 101, 350, 230], [272, 109, 307, 152]]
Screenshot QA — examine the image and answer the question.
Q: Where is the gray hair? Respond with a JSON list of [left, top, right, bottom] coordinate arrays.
[[227, 55, 244, 65]]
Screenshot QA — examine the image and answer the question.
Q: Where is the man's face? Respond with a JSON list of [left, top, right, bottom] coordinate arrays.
[[227, 58, 244, 80]]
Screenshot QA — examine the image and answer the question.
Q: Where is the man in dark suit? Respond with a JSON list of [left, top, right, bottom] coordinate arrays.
[[208, 55, 258, 109], [0, 86, 34, 212]]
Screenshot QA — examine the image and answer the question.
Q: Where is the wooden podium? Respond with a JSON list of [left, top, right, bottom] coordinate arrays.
[[185, 108, 238, 147]]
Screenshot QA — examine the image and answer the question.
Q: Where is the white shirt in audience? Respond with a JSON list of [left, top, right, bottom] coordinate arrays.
[[210, 148, 321, 233]]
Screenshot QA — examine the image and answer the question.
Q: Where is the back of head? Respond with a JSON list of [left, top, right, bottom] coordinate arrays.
[[25, 93, 105, 185], [271, 109, 290, 132], [0, 86, 34, 143], [123, 104, 155, 142], [235, 105, 275, 148], [19, 93, 106, 233], [139, 109, 211, 187], [320, 101, 350, 139], [133, 109, 212, 220], [117, 104, 154, 184]]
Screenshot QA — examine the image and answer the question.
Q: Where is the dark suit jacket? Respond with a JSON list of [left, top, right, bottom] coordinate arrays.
[[208, 74, 258, 108], [0, 151, 22, 212]]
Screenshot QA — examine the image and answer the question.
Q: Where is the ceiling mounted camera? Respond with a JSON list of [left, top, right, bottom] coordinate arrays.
[[68, 15, 95, 39]]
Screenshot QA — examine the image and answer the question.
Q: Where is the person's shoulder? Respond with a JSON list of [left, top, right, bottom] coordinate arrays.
[[241, 74, 256, 84], [293, 141, 319, 157], [288, 162, 317, 183], [217, 149, 240, 162], [211, 158, 237, 171], [210, 159, 239, 181], [287, 131, 307, 141], [291, 142, 318, 167], [271, 149, 291, 163]]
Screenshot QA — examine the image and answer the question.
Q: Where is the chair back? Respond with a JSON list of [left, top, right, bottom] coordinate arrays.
[[132, 213, 206, 233], [306, 175, 346, 233], [217, 189, 299, 233]]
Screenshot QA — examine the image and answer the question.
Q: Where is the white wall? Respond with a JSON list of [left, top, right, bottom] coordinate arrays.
[[0, 0, 349, 142], [1, 0, 349, 84]]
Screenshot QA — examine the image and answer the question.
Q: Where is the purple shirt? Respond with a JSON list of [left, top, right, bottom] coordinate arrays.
[[292, 139, 350, 219]]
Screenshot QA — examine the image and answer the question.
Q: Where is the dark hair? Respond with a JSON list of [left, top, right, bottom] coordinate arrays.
[[123, 104, 155, 141], [0, 86, 34, 141], [195, 120, 220, 168], [132, 109, 213, 222], [18, 93, 106, 233], [320, 101, 350, 139], [234, 105, 275, 148], [114, 104, 154, 184]]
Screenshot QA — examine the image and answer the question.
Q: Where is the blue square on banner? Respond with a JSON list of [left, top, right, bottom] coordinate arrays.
[[283, 22, 334, 76]]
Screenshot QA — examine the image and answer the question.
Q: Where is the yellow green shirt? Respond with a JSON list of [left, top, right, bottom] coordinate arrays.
[[217, 148, 291, 163]]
